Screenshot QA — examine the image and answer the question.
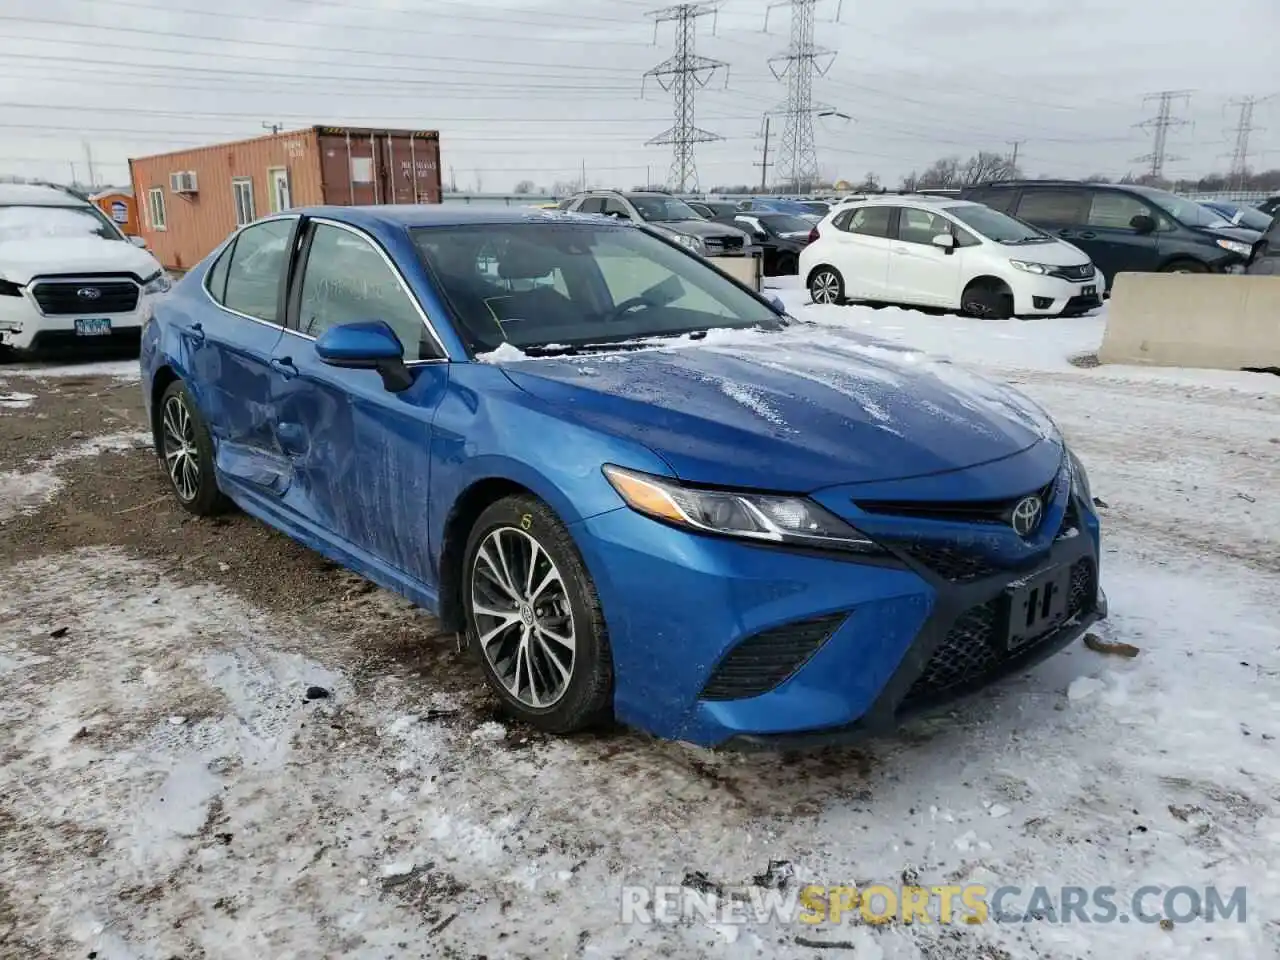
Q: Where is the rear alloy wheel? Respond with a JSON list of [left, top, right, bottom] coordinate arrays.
[[809, 267, 845, 304], [463, 495, 612, 733], [157, 380, 227, 516]]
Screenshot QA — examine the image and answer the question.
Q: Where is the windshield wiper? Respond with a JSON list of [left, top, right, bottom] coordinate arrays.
[[522, 330, 712, 357]]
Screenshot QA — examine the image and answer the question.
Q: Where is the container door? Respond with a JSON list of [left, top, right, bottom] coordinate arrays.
[[269, 168, 292, 213]]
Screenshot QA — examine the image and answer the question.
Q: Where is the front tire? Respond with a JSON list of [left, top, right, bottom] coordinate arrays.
[[808, 267, 845, 304], [1160, 259, 1208, 274], [462, 495, 613, 733], [157, 380, 227, 516], [961, 279, 1015, 319]]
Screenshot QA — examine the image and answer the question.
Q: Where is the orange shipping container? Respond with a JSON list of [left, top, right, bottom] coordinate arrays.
[[90, 190, 140, 236], [129, 126, 442, 272]]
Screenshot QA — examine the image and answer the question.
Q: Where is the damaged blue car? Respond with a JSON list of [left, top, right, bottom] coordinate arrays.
[[140, 206, 1106, 748]]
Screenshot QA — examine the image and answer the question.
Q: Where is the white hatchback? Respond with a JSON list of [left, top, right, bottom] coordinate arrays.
[[799, 196, 1106, 318]]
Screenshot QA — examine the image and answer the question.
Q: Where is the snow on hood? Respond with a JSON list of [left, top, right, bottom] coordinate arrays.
[[497, 324, 1061, 490], [0, 237, 162, 284]]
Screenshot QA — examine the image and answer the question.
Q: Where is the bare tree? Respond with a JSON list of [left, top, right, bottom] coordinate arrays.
[[513, 180, 535, 195], [918, 157, 961, 188], [960, 151, 1019, 185]]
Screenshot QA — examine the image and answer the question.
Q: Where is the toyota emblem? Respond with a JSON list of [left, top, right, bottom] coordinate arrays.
[[1011, 496, 1043, 537], [77, 287, 102, 300]]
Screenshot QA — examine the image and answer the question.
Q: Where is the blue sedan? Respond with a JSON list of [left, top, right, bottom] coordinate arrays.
[[140, 206, 1106, 748]]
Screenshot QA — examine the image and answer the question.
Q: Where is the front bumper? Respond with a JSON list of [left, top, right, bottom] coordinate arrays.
[[1011, 269, 1106, 316], [574, 482, 1105, 748], [0, 291, 152, 353]]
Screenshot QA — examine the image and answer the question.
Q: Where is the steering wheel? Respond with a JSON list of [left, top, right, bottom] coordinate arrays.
[[603, 295, 653, 322]]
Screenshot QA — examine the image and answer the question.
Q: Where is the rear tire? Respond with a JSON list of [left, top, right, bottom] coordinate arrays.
[[462, 495, 613, 734], [157, 380, 228, 516], [1160, 259, 1208, 274], [775, 254, 799, 277], [808, 267, 845, 305], [961, 279, 1015, 319]]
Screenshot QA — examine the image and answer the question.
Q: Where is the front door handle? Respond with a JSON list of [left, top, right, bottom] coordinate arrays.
[[892, 246, 909, 255], [189, 321, 206, 344], [1077, 231, 1097, 240], [270, 356, 298, 379]]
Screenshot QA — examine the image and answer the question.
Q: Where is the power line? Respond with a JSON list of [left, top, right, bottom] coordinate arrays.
[[1133, 90, 1192, 181], [764, 0, 844, 193], [642, 3, 727, 192]]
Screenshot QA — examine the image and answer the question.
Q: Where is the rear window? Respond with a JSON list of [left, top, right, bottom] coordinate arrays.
[[964, 188, 1018, 214], [1016, 189, 1089, 225]]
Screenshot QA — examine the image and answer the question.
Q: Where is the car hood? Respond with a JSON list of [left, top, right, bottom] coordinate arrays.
[[650, 219, 749, 241], [0, 237, 162, 284], [498, 326, 1059, 491], [992, 238, 1091, 265], [1201, 224, 1263, 243]]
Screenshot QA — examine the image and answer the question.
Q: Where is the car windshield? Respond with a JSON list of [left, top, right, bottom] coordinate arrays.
[[760, 199, 815, 216], [0, 204, 121, 242], [412, 222, 782, 354], [948, 204, 1051, 244], [1205, 203, 1273, 233], [1132, 188, 1231, 228], [628, 196, 701, 222], [759, 214, 814, 235]]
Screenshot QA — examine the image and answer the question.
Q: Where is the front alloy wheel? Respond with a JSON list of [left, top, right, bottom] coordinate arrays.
[[471, 526, 576, 708], [157, 380, 227, 516]]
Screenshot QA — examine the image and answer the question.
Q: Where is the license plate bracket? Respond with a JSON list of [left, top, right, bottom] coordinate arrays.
[[1081, 284, 1096, 296], [74, 318, 112, 337], [1003, 566, 1072, 652]]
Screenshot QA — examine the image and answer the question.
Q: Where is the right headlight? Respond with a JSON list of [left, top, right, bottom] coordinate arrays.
[[1009, 259, 1053, 276], [603, 465, 883, 554], [670, 232, 706, 255], [1068, 449, 1092, 503]]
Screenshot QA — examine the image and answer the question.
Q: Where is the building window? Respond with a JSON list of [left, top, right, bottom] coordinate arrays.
[[232, 178, 256, 226], [147, 187, 166, 231]]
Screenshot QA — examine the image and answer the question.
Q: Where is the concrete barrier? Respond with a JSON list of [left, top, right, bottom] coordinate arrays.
[[1099, 273, 1280, 371], [709, 252, 763, 292]]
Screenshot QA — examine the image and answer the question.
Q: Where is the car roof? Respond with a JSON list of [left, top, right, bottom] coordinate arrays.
[[840, 195, 974, 210], [290, 205, 612, 230], [0, 183, 93, 207]]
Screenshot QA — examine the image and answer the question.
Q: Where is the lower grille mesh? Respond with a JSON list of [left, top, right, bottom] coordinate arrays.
[[700, 613, 846, 701], [901, 558, 1096, 708]]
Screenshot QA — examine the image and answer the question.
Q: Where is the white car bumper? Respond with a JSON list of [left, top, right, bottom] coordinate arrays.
[[1010, 269, 1106, 316], [0, 278, 154, 353]]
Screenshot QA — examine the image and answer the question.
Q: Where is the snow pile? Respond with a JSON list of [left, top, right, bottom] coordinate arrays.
[[0, 431, 150, 520], [0, 389, 37, 409], [475, 341, 531, 363]]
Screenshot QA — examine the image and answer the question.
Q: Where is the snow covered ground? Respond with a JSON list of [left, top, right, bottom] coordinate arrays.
[[1, 299, 1278, 959]]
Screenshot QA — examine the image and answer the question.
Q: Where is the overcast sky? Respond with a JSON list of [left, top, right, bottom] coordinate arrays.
[[1, 0, 1276, 193]]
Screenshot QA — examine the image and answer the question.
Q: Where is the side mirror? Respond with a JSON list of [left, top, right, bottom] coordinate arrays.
[[1130, 214, 1156, 235], [931, 233, 956, 254], [315, 320, 414, 392], [768, 294, 786, 314], [128, 235, 148, 248]]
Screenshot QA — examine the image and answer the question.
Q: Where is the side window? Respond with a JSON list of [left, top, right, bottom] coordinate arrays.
[[1087, 191, 1153, 230], [222, 219, 293, 323], [205, 239, 234, 303], [966, 189, 1017, 214], [602, 198, 631, 219], [1016, 189, 1088, 225], [845, 206, 895, 239], [953, 226, 981, 247], [297, 224, 430, 362], [898, 207, 951, 245], [577, 197, 606, 214], [830, 208, 855, 231]]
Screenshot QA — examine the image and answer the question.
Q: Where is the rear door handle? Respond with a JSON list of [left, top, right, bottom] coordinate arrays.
[[892, 246, 909, 255], [270, 356, 298, 379], [1077, 231, 1097, 240], [189, 321, 206, 344]]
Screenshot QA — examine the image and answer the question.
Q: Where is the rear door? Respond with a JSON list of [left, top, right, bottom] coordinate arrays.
[[1083, 189, 1164, 286], [887, 206, 962, 306], [267, 218, 450, 585], [827, 205, 895, 299], [195, 216, 298, 495]]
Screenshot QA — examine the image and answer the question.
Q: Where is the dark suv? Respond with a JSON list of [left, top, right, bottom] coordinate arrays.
[[961, 180, 1262, 290], [559, 191, 750, 258]]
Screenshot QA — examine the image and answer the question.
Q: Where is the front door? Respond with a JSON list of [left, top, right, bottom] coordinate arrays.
[[195, 217, 297, 494], [887, 206, 962, 306], [269, 168, 291, 213], [268, 219, 449, 586], [1082, 189, 1164, 288]]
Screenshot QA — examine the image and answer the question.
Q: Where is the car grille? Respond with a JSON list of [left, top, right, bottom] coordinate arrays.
[[1049, 263, 1094, 282], [31, 279, 139, 315], [1062, 294, 1102, 315], [700, 612, 846, 701], [857, 475, 1058, 528], [900, 558, 1096, 709], [704, 234, 746, 256], [891, 543, 1004, 582]]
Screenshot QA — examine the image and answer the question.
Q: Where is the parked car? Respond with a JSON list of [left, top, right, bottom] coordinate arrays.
[[961, 180, 1261, 289], [800, 196, 1104, 318], [738, 197, 824, 223], [713, 211, 814, 276], [0, 183, 169, 356], [686, 199, 740, 220], [1199, 200, 1274, 234], [141, 206, 1105, 747], [1256, 196, 1280, 218], [560, 191, 750, 258], [1246, 215, 1278, 276]]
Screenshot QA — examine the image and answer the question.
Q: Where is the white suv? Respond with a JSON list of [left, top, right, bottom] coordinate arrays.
[[799, 196, 1105, 318], [0, 183, 169, 355]]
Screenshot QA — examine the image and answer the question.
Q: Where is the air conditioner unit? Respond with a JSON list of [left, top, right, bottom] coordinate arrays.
[[169, 171, 198, 193]]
